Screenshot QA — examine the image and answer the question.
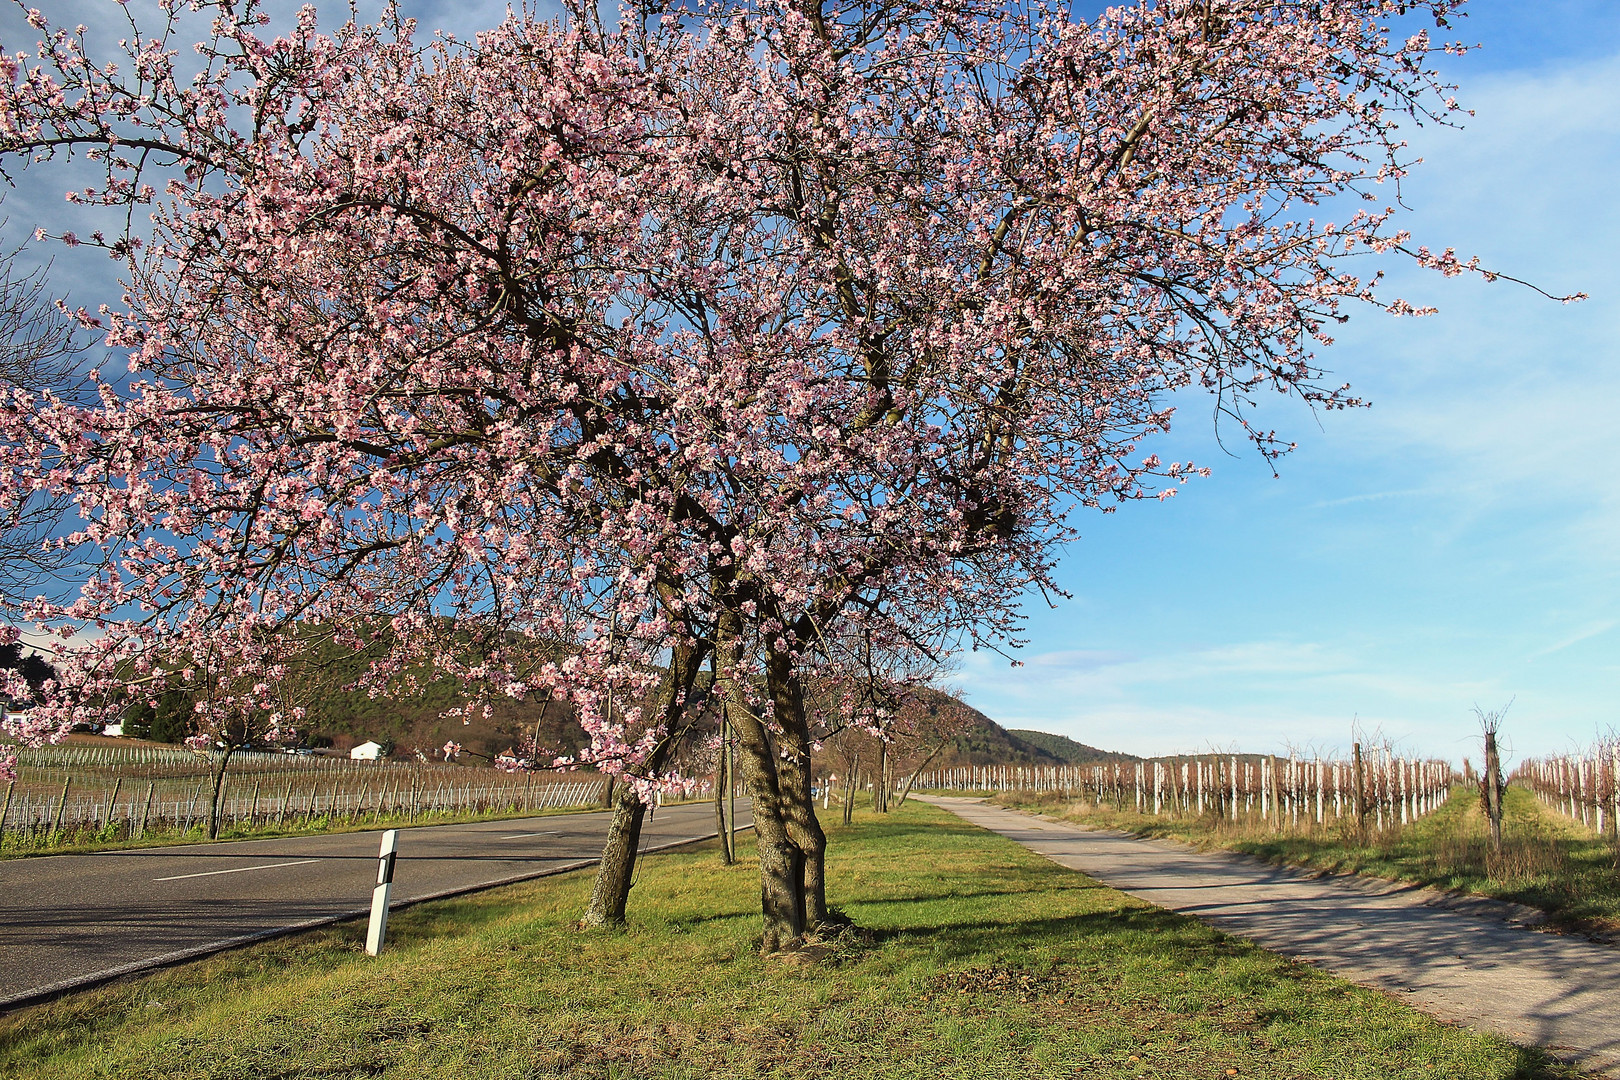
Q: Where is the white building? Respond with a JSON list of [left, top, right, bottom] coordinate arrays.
[[350, 740, 385, 761]]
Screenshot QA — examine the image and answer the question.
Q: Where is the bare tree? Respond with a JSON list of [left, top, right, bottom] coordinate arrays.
[[892, 691, 977, 808], [808, 623, 956, 816], [0, 222, 91, 609], [1474, 700, 1512, 854]]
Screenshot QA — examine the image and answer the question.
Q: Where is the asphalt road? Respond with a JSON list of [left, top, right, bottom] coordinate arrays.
[[926, 796, 1620, 1077], [0, 799, 747, 1009]]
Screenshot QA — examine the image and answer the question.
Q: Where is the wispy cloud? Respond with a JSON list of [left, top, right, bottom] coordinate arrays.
[[1529, 620, 1618, 659], [1312, 488, 1431, 509], [1318, 52, 1620, 559], [1025, 649, 1136, 670]]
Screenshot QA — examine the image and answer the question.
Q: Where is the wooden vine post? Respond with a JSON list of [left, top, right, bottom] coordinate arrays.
[[1351, 743, 1367, 838], [1268, 755, 1282, 834], [137, 780, 155, 838], [49, 774, 70, 841]]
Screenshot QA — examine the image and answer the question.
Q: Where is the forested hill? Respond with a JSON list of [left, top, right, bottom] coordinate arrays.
[[1003, 728, 1139, 765]]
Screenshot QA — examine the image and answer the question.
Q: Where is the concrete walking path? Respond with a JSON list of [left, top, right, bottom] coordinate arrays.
[[923, 796, 1620, 1076]]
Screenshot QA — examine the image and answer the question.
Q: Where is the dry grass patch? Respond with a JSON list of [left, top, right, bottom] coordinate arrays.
[[1002, 784, 1620, 936]]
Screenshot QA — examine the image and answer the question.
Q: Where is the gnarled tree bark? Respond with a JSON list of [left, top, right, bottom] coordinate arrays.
[[204, 744, 235, 841], [581, 779, 648, 928], [717, 610, 806, 951], [767, 643, 830, 927], [580, 635, 708, 928]]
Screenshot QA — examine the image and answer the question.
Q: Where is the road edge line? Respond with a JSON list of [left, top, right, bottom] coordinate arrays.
[[0, 825, 753, 1014]]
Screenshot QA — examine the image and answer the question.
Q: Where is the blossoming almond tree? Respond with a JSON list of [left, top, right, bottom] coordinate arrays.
[[0, 0, 1570, 948], [0, 1, 715, 907], [609, 0, 1578, 945]]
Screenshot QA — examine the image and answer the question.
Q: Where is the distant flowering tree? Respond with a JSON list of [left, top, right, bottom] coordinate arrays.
[[808, 621, 956, 815], [0, 0, 1574, 947]]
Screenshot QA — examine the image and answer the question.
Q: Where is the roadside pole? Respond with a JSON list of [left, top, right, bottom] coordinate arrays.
[[726, 730, 736, 859], [365, 829, 399, 956]]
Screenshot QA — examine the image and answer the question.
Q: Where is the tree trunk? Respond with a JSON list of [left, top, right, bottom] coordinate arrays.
[[766, 647, 829, 927], [580, 780, 648, 928], [714, 719, 734, 865], [841, 767, 855, 825], [578, 635, 707, 927], [716, 618, 805, 952], [874, 740, 889, 812], [1483, 728, 1504, 854], [731, 714, 806, 950], [896, 740, 949, 807], [777, 750, 827, 926], [205, 746, 234, 841], [726, 731, 737, 860]]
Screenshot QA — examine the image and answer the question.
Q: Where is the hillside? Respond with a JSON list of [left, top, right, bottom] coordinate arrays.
[[302, 685, 589, 764], [118, 628, 592, 764], [111, 627, 1119, 772], [924, 694, 1128, 768], [1006, 728, 1139, 765]]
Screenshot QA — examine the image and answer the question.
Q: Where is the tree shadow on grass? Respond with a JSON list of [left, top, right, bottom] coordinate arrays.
[[859, 903, 1227, 964]]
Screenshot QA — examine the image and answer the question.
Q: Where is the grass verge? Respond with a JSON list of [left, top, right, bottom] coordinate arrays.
[[0, 801, 1579, 1079], [997, 784, 1620, 936]]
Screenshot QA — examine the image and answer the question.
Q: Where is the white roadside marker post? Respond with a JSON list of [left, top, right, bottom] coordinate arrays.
[[365, 829, 399, 956]]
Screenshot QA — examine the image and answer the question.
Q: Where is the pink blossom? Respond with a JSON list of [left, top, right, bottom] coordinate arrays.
[[0, 0, 1564, 823]]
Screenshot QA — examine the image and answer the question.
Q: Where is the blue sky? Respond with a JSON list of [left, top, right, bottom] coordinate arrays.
[[949, 1, 1620, 766], [3, 1, 1614, 767]]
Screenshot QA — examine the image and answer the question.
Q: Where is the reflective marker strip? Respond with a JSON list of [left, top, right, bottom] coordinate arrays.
[[366, 830, 400, 956], [154, 859, 319, 882]]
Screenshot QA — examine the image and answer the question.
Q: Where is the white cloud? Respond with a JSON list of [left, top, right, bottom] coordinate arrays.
[[1528, 619, 1618, 659], [1320, 52, 1620, 558], [1310, 488, 1433, 509]]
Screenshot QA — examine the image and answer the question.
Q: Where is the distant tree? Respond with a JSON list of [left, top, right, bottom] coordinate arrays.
[[892, 692, 980, 807], [121, 687, 191, 743], [0, 642, 54, 696], [0, 216, 89, 617], [810, 625, 954, 814]]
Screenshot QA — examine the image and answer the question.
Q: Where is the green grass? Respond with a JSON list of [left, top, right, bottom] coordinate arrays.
[[999, 784, 1620, 935], [0, 802, 1577, 1079]]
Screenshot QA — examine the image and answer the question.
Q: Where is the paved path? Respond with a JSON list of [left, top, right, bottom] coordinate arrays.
[[0, 800, 747, 1009], [924, 796, 1620, 1076]]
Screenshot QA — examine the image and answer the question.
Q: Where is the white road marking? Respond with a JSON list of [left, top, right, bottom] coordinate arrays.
[[499, 831, 559, 840], [154, 859, 319, 882]]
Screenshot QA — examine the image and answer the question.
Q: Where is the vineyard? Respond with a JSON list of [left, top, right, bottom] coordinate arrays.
[[1517, 740, 1620, 840], [907, 738, 1620, 934], [0, 742, 613, 852], [911, 746, 1453, 832]]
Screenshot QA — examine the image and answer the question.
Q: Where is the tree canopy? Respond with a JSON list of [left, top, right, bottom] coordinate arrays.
[[0, 0, 1540, 946]]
